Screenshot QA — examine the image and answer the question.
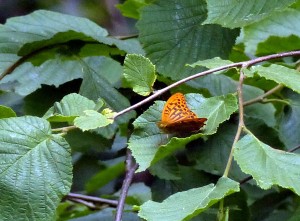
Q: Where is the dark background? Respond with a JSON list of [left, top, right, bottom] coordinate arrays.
[[0, 0, 135, 35]]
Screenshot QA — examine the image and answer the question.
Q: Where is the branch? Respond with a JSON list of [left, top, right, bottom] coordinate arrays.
[[66, 153, 139, 218], [243, 84, 284, 106], [0, 40, 99, 80], [66, 193, 118, 207], [245, 50, 300, 66], [67, 197, 98, 209], [239, 176, 253, 185], [114, 62, 243, 119], [114, 50, 300, 119], [289, 145, 300, 153], [115, 150, 138, 221], [260, 98, 290, 105]]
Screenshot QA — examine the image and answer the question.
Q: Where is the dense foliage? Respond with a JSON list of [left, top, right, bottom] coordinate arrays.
[[0, 0, 300, 220]]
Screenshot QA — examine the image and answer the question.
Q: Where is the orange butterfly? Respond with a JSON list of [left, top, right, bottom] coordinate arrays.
[[157, 93, 207, 134]]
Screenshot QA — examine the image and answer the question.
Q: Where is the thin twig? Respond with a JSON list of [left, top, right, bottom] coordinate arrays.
[[66, 193, 118, 206], [245, 51, 300, 66], [243, 84, 284, 106], [239, 176, 253, 185], [218, 64, 247, 220], [261, 98, 290, 105], [223, 65, 247, 177], [114, 50, 300, 119], [67, 197, 98, 209], [289, 145, 300, 153], [114, 62, 243, 119], [115, 150, 138, 221], [52, 125, 77, 133]]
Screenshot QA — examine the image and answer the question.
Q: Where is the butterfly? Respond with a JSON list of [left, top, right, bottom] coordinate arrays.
[[157, 93, 207, 134]]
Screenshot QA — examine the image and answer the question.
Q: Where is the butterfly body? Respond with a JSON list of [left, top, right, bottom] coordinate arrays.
[[158, 93, 207, 134]]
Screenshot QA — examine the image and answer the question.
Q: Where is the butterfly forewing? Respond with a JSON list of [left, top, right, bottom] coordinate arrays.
[[159, 93, 207, 134], [161, 93, 197, 123]]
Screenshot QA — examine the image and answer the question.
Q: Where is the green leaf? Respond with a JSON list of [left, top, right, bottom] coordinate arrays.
[[244, 104, 277, 128], [247, 64, 300, 94], [288, 204, 300, 221], [124, 183, 152, 206], [116, 0, 149, 19], [53, 93, 96, 115], [149, 156, 181, 180], [242, 8, 300, 54], [123, 54, 156, 96], [0, 9, 107, 78], [0, 116, 72, 220], [188, 57, 233, 69], [278, 90, 300, 149], [250, 191, 292, 221], [266, 211, 294, 221], [23, 85, 73, 117], [222, 191, 250, 221], [203, 0, 295, 28], [44, 93, 97, 122], [187, 123, 246, 181], [1, 60, 83, 96], [74, 110, 113, 131], [79, 57, 135, 138], [138, 177, 239, 221], [80, 58, 134, 122], [234, 133, 300, 195], [188, 74, 237, 96], [243, 85, 277, 128], [245, 118, 284, 148], [128, 93, 238, 172], [0, 105, 16, 118], [152, 166, 214, 203], [85, 161, 125, 193], [189, 93, 238, 134], [7, 10, 106, 50], [0, 10, 143, 95], [257, 35, 300, 55], [0, 55, 126, 97], [137, 0, 239, 80], [188, 73, 277, 128], [244, 103, 277, 127], [3, 10, 140, 55], [64, 130, 112, 152], [91, 57, 123, 88]]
